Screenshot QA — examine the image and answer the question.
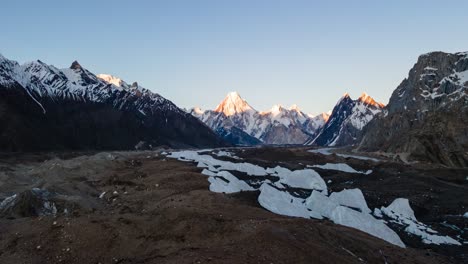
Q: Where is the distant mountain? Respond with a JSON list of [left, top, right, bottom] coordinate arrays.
[[191, 92, 329, 145], [305, 93, 384, 146], [359, 51, 468, 166], [0, 54, 225, 151]]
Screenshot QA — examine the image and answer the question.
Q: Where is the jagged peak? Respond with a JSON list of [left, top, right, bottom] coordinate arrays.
[[214, 91, 254, 116], [97, 74, 125, 87], [358, 92, 371, 101], [307, 112, 330, 121], [289, 104, 301, 112], [319, 112, 331, 121], [267, 104, 284, 116], [0, 53, 9, 63], [70, 60, 83, 71], [357, 92, 385, 108], [336, 92, 353, 105], [191, 106, 204, 115], [271, 104, 283, 111]]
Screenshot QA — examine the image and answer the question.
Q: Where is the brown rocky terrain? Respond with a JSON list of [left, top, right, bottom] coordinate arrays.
[[0, 147, 466, 263]]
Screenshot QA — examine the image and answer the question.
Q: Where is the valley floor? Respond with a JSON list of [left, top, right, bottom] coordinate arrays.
[[0, 147, 466, 263]]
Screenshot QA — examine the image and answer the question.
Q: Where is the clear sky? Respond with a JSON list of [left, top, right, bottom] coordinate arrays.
[[2, 0, 468, 114]]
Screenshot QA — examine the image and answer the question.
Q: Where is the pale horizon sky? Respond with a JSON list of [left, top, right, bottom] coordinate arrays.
[[3, 0, 468, 114]]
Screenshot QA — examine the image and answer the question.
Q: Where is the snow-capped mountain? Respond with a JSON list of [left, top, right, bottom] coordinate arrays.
[[191, 92, 329, 145], [359, 51, 468, 166], [0, 54, 225, 150], [305, 93, 384, 147]]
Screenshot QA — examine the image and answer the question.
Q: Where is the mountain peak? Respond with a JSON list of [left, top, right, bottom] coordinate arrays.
[[289, 104, 301, 112], [270, 104, 284, 115], [191, 106, 204, 115], [227, 91, 241, 98], [97, 74, 124, 87], [357, 92, 385, 108], [337, 92, 353, 105], [70, 60, 83, 71], [214, 92, 254, 116]]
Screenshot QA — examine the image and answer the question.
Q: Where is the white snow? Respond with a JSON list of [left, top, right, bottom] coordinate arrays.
[[304, 190, 404, 247], [24, 88, 46, 114], [97, 73, 127, 89], [305, 190, 338, 218], [208, 171, 255, 193], [464, 212, 468, 218], [213, 150, 239, 159], [0, 194, 18, 209], [381, 198, 461, 246], [200, 169, 217, 176], [330, 206, 405, 247], [168, 150, 268, 176], [169, 150, 327, 193], [165, 150, 460, 248], [214, 91, 255, 116], [258, 183, 318, 219], [329, 189, 371, 214], [381, 198, 416, 221], [277, 169, 328, 194], [310, 163, 369, 174], [192, 91, 327, 144], [308, 148, 380, 162]]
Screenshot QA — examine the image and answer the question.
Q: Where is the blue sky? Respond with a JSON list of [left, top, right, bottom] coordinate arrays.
[[3, 0, 468, 114]]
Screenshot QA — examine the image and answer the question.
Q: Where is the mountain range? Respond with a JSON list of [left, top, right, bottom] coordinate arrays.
[[0, 54, 225, 151], [0, 51, 466, 166], [190, 92, 330, 145], [191, 91, 384, 146]]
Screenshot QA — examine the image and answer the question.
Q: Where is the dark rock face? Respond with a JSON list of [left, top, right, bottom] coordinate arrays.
[[359, 51, 468, 167], [0, 55, 225, 151], [307, 93, 384, 147], [215, 126, 261, 146]]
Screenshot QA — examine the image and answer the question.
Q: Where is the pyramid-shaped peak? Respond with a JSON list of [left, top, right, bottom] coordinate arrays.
[[214, 91, 254, 116], [70, 60, 83, 71], [337, 92, 353, 105], [226, 91, 242, 99]]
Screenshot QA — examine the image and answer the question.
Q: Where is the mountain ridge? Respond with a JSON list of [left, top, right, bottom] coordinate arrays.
[[0, 54, 225, 151], [358, 51, 468, 166], [191, 92, 330, 145], [306, 92, 385, 147]]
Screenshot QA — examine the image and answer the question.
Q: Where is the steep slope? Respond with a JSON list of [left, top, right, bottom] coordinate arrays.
[[191, 92, 329, 145], [0, 54, 225, 151], [306, 93, 384, 146], [359, 51, 468, 166]]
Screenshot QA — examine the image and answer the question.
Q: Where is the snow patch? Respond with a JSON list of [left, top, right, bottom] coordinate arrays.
[[208, 171, 255, 193], [308, 148, 380, 162], [258, 183, 318, 219], [381, 198, 461, 245], [310, 163, 369, 174]]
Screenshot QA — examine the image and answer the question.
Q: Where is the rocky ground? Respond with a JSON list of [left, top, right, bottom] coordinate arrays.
[[0, 147, 466, 263]]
